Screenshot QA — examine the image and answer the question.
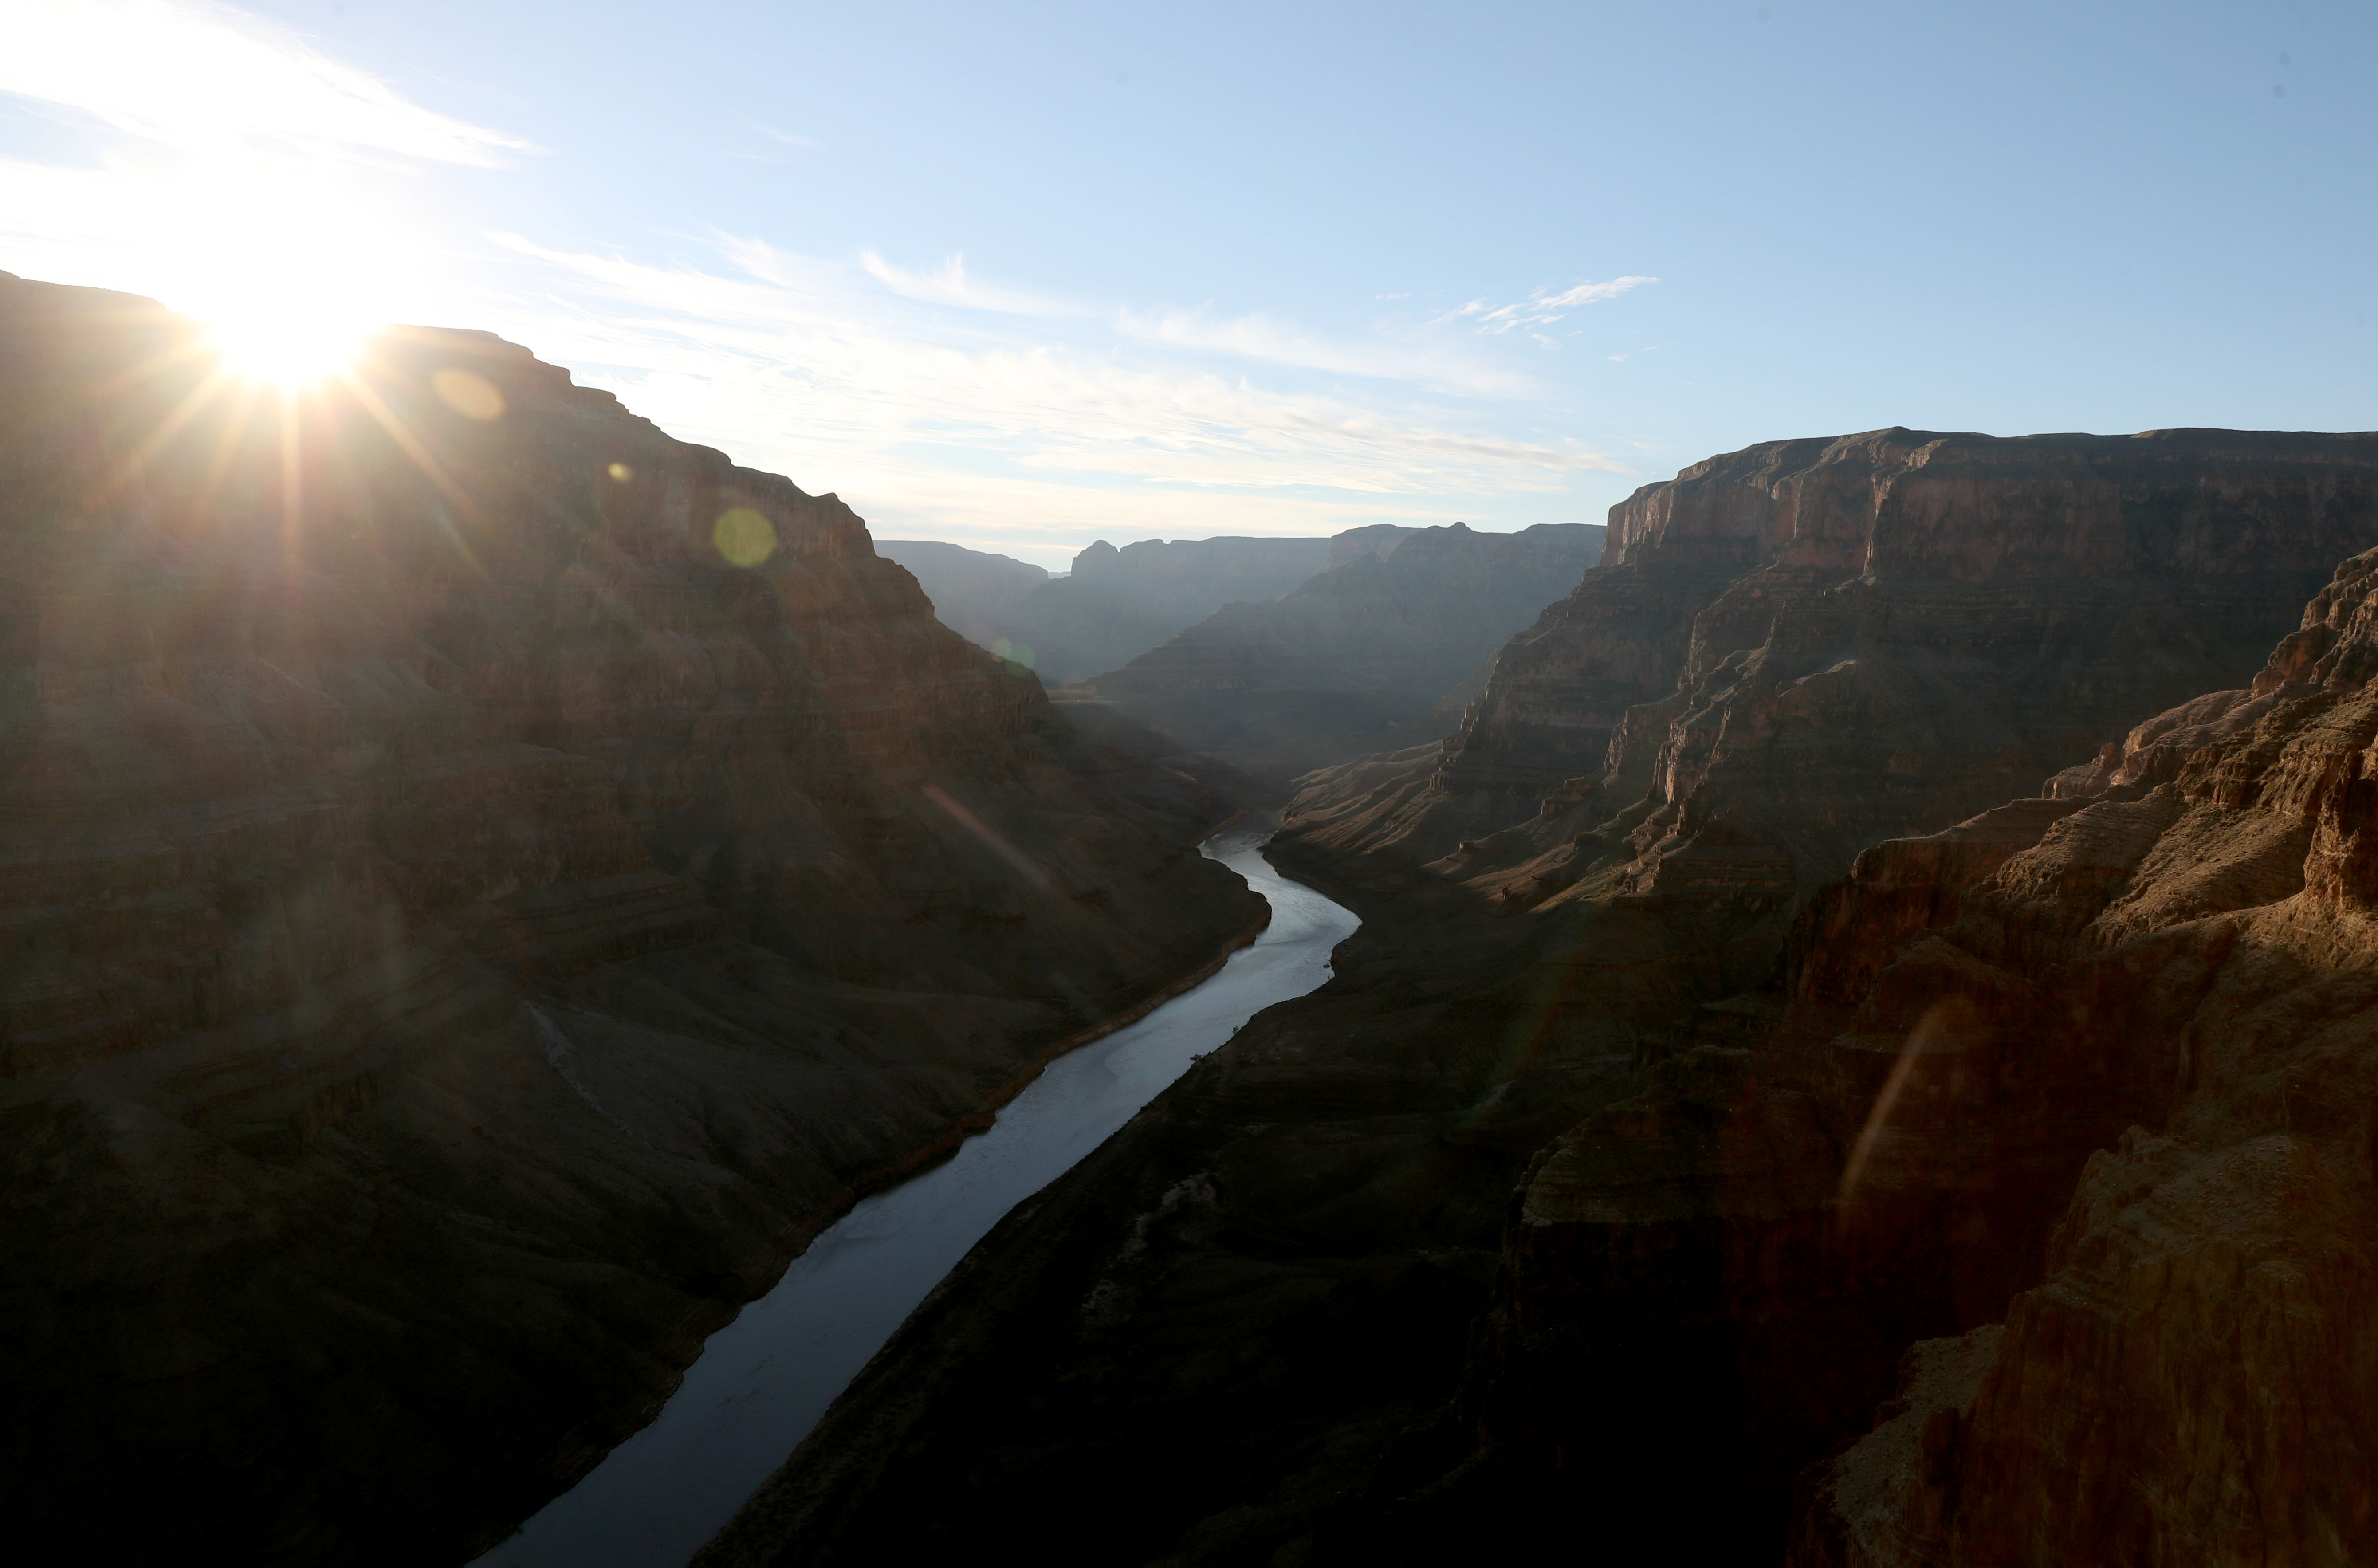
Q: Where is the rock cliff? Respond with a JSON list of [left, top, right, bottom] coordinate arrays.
[[0, 272, 1264, 1567], [1064, 522, 1602, 794], [983, 529, 1410, 683], [695, 427, 2378, 1568], [1289, 429, 2378, 884], [1767, 549, 2378, 1565], [868, 538, 1046, 650]]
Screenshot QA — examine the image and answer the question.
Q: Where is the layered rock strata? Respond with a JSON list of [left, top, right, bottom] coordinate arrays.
[[1291, 428, 2378, 880], [1065, 522, 1602, 793], [698, 428, 2378, 1567], [1765, 551, 2378, 1565], [0, 272, 1263, 1567]]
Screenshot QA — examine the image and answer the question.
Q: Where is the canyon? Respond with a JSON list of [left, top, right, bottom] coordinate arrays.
[[0, 272, 1264, 1567], [9, 262, 2376, 1568], [699, 428, 2378, 1565]]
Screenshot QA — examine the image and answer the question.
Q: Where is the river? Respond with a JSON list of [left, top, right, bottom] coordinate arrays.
[[470, 825, 1360, 1568]]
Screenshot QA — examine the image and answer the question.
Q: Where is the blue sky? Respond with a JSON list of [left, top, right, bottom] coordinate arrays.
[[0, 0, 2371, 569]]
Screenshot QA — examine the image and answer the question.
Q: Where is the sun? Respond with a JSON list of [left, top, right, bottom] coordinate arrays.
[[204, 301, 367, 387], [165, 161, 399, 388]]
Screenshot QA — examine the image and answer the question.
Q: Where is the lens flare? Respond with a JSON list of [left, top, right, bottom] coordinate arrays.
[[713, 508, 777, 567]]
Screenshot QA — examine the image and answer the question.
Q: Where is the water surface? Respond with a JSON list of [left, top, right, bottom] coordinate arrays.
[[473, 827, 1358, 1568]]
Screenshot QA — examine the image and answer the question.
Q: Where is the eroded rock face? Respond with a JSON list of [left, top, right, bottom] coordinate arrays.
[[1773, 549, 2378, 1567], [1454, 550, 2378, 1566], [1288, 428, 2378, 884], [1066, 522, 1603, 794], [0, 272, 1263, 1567]]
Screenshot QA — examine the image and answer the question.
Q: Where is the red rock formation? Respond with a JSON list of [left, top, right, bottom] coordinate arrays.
[[0, 272, 1262, 1566], [1443, 546, 2378, 1566], [1777, 548, 2378, 1566]]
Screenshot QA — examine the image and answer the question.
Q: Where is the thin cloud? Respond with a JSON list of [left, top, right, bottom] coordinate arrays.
[[743, 120, 825, 150], [475, 235, 1629, 515], [0, 0, 531, 163], [1437, 274, 1658, 336], [1116, 306, 1542, 397], [861, 250, 1081, 317]]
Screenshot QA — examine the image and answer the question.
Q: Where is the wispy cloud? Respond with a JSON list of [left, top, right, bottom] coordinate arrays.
[[477, 233, 1628, 542], [743, 120, 825, 150], [0, 0, 531, 163], [861, 250, 1081, 317], [1115, 306, 1543, 397], [1436, 274, 1658, 339]]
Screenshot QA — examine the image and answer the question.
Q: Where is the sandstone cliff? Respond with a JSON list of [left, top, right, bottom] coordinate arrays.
[[0, 272, 1264, 1567], [983, 528, 1410, 683], [1064, 522, 1602, 794], [868, 538, 1046, 650], [695, 428, 2378, 1568]]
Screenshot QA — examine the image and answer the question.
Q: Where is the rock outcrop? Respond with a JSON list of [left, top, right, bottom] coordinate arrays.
[[984, 529, 1410, 684], [1064, 523, 1602, 794], [695, 427, 2378, 1568], [0, 272, 1264, 1567], [868, 538, 1046, 650]]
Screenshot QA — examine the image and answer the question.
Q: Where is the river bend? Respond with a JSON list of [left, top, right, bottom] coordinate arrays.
[[473, 826, 1359, 1568]]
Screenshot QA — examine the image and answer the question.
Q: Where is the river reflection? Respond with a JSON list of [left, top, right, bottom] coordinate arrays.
[[472, 826, 1359, 1568]]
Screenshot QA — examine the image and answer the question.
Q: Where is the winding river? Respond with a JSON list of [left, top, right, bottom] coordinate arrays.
[[472, 825, 1360, 1568]]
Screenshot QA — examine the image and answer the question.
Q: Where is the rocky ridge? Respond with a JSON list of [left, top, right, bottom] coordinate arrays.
[[0, 272, 1262, 1567]]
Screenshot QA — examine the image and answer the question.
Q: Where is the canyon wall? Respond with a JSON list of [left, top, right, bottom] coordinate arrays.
[[0, 272, 1264, 1567], [1289, 428, 2378, 884], [699, 427, 2378, 1567], [1065, 522, 1602, 793], [1768, 551, 2378, 1565]]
